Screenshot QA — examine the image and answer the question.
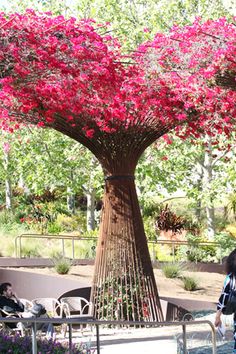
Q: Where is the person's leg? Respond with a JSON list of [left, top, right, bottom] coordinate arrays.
[[233, 313, 236, 353], [46, 323, 54, 339], [38, 314, 54, 339]]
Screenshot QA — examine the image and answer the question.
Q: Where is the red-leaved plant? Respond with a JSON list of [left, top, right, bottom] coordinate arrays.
[[155, 204, 187, 234]]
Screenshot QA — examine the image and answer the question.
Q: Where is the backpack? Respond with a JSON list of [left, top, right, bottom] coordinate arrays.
[[223, 276, 236, 315], [30, 303, 46, 317]]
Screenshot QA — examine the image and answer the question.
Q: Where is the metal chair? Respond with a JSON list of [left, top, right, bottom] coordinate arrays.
[[19, 298, 33, 311], [31, 297, 64, 337], [32, 298, 63, 318], [0, 308, 25, 336], [60, 297, 93, 335]]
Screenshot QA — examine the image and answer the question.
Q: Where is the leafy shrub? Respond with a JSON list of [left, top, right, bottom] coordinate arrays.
[[47, 221, 62, 234], [0, 331, 93, 353], [225, 224, 236, 238], [186, 245, 217, 263], [227, 193, 236, 221], [82, 229, 99, 238], [0, 211, 16, 225], [161, 262, 182, 278], [0, 211, 29, 234], [150, 244, 175, 262], [143, 216, 156, 241], [56, 213, 83, 232], [214, 232, 236, 261], [155, 204, 200, 236], [182, 276, 198, 291], [142, 199, 160, 217], [53, 257, 72, 274], [155, 204, 186, 234], [185, 233, 217, 263]]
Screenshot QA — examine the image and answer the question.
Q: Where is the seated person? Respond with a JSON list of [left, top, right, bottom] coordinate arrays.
[[0, 282, 54, 338], [0, 282, 24, 328], [0, 282, 24, 314]]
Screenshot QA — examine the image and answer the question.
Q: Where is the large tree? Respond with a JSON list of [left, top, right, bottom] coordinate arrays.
[[0, 11, 235, 321]]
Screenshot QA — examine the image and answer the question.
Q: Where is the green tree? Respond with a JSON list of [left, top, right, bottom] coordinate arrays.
[[3, 0, 234, 51]]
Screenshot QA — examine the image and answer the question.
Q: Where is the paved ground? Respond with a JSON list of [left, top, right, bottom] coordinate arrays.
[[62, 312, 235, 354]]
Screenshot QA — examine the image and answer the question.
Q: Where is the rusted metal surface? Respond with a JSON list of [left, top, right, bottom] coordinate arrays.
[[215, 70, 236, 90], [91, 175, 163, 322], [52, 117, 176, 322]]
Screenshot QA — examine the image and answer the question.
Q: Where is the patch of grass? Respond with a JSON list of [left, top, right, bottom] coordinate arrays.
[[182, 276, 198, 291], [49, 249, 63, 259], [53, 257, 72, 274], [161, 262, 183, 279], [73, 240, 96, 259], [21, 245, 42, 258]]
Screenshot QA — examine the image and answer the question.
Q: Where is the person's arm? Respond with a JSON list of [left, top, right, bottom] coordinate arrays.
[[2, 297, 25, 312], [215, 275, 231, 327], [215, 309, 222, 327], [11, 295, 24, 312]]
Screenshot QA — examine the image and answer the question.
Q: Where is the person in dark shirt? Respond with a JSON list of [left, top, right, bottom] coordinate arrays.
[[0, 282, 54, 337], [215, 249, 236, 353], [0, 282, 25, 329], [0, 282, 24, 313]]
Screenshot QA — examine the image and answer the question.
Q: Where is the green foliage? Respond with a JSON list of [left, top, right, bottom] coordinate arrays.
[[155, 204, 187, 234], [82, 229, 99, 238], [20, 245, 42, 258], [0, 210, 15, 225], [161, 262, 183, 279], [228, 193, 236, 220], [141, 199, 160, 217], [182, 276, 198, 291], [225, 224, 236, 238], [47, 222, 62, 234], [179, 231, 235, 263], [53, 257, 72, 274], [0, 213, 29, 257], [155, 245, 176, 262], [143, 216, 156, 241], [56, 214, 83, 233], [185, 233, 217, 262], [214, 232, 236, 260], [0, 331, 92, 353], [73, 240, 96, 259]]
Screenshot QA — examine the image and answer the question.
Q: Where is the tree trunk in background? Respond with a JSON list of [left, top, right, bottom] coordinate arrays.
[[67, 186, 75, 214], [195, 162, 204, 222], [5, 178, 12, 210], [67, 170, 75, 214], [4, 150, 12, 210], [86, 187, 95, 231], [203, 138, 215, 240], [18, 175, 30, 195]]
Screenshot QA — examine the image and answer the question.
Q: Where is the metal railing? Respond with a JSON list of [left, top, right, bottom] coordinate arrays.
[[14, 234, 97, 258], [15, 233, 227, 263], [148, 239, 226, 264], [0, 316, 217, 354]]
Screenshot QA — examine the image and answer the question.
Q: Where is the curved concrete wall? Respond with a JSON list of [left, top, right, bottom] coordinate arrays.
[[0, 268, 90, 300]]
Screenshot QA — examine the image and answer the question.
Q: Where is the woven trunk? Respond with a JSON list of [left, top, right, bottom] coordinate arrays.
[[91, 173, 163, 321], [52, 118, 169, 322]]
